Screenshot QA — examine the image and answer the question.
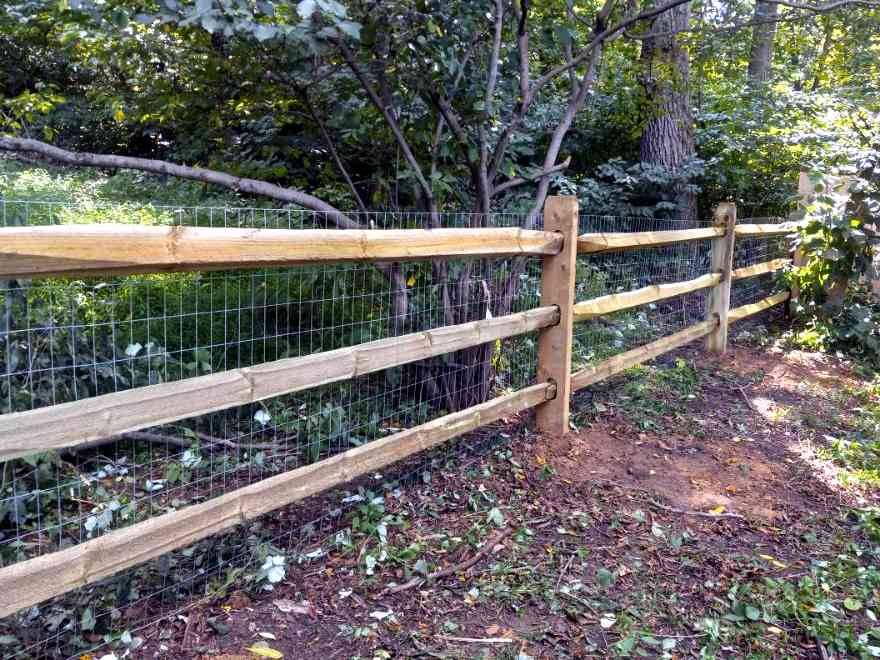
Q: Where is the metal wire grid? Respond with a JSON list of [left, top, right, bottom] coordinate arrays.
[[572, 215, 713, 371], [731, 216, 792, 309], [0, 199, 534, 230], [0, 200, 543, 657], [6, 417, 517, 660], [0, 203, 794, 657]]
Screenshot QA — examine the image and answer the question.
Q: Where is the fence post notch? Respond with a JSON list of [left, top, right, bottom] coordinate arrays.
[[705, 202, 737, 353], [535, 196, 578, 435]]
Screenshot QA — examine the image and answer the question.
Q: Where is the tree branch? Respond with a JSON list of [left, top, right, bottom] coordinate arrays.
[[491, 157, 572, 197], [337, 40, 435, 206], [763, 0, 879, 10], [0, 137, 359, 227], [301, 88, 369, 213]]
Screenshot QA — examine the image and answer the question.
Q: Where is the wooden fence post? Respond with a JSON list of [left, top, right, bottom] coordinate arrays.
[[789, 172, 815, 314], [535, 196, 578, 435], [705, 202, 737, 353]]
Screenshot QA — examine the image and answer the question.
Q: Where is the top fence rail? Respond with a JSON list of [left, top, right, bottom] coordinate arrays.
[[0, 225, 563, 278]]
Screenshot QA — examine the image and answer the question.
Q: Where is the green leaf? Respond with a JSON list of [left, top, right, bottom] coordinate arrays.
[[745, 605, 761, 621], [296, 0, 316, 19], [254, 25, 278, 41], [316, 0, 347, 17], [336, 20, 361, 39], [81, 607, 96, 631], [844, 597, 863, 611]]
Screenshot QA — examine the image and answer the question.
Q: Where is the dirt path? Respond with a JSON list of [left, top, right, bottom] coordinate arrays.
[[134, 337, 880, 659]]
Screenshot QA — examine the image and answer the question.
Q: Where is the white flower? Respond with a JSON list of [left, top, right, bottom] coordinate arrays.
[[261, 555, 286, 583], [125, 343, 142, 357], [181, 449, 200, 468], [254, 409, 272, 426]]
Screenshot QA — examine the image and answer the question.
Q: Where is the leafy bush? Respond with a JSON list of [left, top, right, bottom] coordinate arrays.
[[575, 157, 705, 220]]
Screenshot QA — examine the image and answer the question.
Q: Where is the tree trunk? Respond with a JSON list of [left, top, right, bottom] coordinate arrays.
[[747, 0, 780, 83], [639, 3, 697, 225]]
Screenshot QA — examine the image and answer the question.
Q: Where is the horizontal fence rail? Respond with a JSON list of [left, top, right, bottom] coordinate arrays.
[[0, 381, 555, 618], [731, 257, 791, 280], [0, 225, 564, 278], [734, 221, 805, 237], [572, 318, 718, 391], [729, 291, 791, 323], [0, 307, 559, 461], [572, 272, 721, 321], [577, 227, 723, 253]]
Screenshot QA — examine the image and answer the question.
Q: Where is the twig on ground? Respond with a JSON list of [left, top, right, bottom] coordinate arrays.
[[649, 498, 746, 520], [558, 590, 599, 614], [66, 430, 281, 454], [556, 554, 575, 592], [436, 635, 514, 644], [738, 386, 760, 413], [380, 526, 513, 597]]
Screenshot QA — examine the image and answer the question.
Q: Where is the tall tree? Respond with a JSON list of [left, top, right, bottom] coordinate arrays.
[[638, 2, 697, 223], [748, 0, 781, 82]]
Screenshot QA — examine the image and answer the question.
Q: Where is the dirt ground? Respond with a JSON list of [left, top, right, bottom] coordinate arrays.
[[132, 332, 879, 659]]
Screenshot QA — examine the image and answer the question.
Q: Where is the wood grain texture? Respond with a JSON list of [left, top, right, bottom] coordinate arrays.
[[0, 225, 564, 278], [705, 203, 737, 353], [731, 258, 791, 280], [734, 221, 805, 237], [0, 382, 554, 619], [571, 319, 717, 391], [572, 272, 721, 322], [728, 291, 790, 323], [0, 307, 558, 461], [577, 227, 723, 253], [535, 196, 578, 435]]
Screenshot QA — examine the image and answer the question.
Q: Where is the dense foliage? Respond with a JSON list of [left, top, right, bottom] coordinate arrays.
[[1, 0, 877, 219]]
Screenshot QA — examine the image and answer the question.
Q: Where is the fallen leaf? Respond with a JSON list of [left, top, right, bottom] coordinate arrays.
[[246, 645, 283, 659], [758, 554, 787, 569], [708, 505, 726, 515], [273, 599, 311, 615], [258, 632, 276, 640], [599, 613, 616, 629], [485, 625, 501, 636]]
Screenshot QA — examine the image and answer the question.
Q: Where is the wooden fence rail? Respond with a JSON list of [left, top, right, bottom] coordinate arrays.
[[572, 272, 721, 321], [578, 227, 723, 253], [0, 197, 798, 619], [0, 382, 554, 618], [735, 221, 805, 237], [0, 225, 563, 278], [0, 307, 558, 462]]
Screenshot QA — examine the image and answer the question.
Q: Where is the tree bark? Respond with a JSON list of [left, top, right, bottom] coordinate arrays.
[[638, 2, 697, 225], [747, 0, 781, 82]]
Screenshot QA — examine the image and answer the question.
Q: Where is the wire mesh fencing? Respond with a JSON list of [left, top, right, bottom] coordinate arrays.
[[572, 215, 713, 372], [0, 199, 544, 658], [0, 200, 796, 658], [731, 216, 792, 309]]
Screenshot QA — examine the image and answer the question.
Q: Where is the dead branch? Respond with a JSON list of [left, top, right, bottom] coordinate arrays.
[[649, 498, 746, 520], [0, 137, 355, 226], [65, 430, 280, 455]]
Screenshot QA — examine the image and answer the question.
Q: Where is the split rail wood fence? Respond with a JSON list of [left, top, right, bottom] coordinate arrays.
[[0, 196, 797, 618]]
